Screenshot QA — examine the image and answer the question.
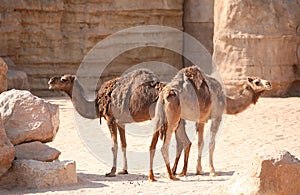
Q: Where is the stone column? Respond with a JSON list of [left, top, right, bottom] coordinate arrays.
[[183, 0, 214, 63], [213, 0, 300, 96]]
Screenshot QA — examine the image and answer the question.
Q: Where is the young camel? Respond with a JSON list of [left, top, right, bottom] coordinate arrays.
[[48, 69, 188, 177], [148, 66, 272, 181]]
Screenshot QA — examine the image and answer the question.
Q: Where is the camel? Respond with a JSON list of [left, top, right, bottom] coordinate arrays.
[[148, 65, 272, 181], [48, 69, 187, 177]]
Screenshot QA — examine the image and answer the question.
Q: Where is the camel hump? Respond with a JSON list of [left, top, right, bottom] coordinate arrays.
[[110, 69, 159, 123], [182, 65, 205, 81]]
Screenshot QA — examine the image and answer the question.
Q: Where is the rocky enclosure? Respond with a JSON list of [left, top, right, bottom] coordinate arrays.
[[0, 90, 77, 189], [0, 0, 184, 96], [0, 0, 299, 96]]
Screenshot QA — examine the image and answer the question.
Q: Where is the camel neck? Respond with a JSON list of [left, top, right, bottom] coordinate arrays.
[[225, 86, 260, 115], [68, 79, 99, 119]]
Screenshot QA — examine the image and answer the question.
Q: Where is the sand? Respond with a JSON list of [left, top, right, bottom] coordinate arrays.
[[1, 97, 299, 194]]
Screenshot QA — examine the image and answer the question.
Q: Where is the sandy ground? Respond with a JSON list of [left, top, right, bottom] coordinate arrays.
[[1, 97, 299, 195]]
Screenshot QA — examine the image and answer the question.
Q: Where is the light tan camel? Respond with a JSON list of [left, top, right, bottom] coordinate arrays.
[[48, 69, 185, 177], [148, 66, 272, 181]]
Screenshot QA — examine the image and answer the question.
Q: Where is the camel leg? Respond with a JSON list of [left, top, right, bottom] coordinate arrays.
[[149, 131, 159, 182], [161, 123, 180, 181], [172, 133, 183, 176], [117, 124, 128, 175], [106, 120, 118, 177], [196, 123, 205, 175], [172, 119, 191, 177], [208, 118, 221, 176]]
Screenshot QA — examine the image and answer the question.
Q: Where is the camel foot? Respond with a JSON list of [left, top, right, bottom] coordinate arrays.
[[105, 167, 116, 177], [169, 176, 180, 181], [196, 170, 205, 175], [118, 170, 128, 175], [105, 172, 116, 177], [209, 172, 219, 177], [148, 170, 157, 182], [178, 172, 187, 177]]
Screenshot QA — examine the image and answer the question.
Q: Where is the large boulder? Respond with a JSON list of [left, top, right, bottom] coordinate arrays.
[[0, 89, 59, 145], [206, 150, 300, 194], [0, 58, 8, 93], [0, 160, 77, 189], [15, 141, 61, 162], [0, 114, 14, 177], [213, 0, 300, 96]]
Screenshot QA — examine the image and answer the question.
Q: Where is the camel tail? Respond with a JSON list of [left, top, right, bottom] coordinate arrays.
[[154, 96, 168, 140]]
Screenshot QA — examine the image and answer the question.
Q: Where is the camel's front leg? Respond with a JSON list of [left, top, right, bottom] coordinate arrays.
[[196, 123, 205, 175], [106, 120, 118, 177], [117, 124, 128, 174], [172, 119, 191, 177], [208, 118, 221, 176], [149, 131, 159, 182]]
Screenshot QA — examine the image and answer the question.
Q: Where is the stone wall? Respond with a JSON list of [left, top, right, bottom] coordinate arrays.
[[213, 0, 300, 96], [183, 0, 214, 56], [0, 0, 184, 96]]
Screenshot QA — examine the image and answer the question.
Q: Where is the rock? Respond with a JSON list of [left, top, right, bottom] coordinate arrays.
[[3, 57, 30, 90], [213, 0, 300, 96], [0, 58, 8, 93], [206, 150, 300, 195], [0, 114, 14, 177], [0, 89, 59, 145], [15, 141, 61, 162], [0, 160, 77, 189]]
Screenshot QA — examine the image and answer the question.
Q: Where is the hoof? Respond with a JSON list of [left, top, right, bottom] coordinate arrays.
[[178, 172, 187, 177], [196, 170, 205, 175], [148, 170, 156, 182], [105, 172, 116, 177], [148, 178, 157, 182], [170, 176, 180, 181], [118, 170, 128, 175], [209, 172, 219, 177]]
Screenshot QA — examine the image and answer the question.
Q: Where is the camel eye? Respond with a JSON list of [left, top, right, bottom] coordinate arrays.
[[255, 81, 260, 86], [61, 78, 67, 82]]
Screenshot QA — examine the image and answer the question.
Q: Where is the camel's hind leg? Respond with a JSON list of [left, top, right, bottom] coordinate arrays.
[[149, 131, 159, 182], [208, 117, 222, 176], [161, 123, 180, 181], [196, 123, 205, 175], [117, 124, 128, 174], [106, 119, 118, 177], [172, 119, 191, 177]]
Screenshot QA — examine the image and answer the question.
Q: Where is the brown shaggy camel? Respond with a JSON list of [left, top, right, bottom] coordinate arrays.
[[48, 69, 187, 177], [148, 66, 272, 181]]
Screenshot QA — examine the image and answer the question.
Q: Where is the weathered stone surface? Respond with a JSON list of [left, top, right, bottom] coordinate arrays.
[[0, 160, 77, 189], [184, 0, 214, 55], [3, 57, 30, 90], [0, 114, 14, 177], [15, 141, 60, 162], [0, 89, 59, 145], [0, 58, 8, 93], [206, 150, 300, 195], [213, 0, 300, 96], [0, 0, 184, 96]]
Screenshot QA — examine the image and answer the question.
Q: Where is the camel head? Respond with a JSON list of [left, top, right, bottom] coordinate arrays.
[[246, 76, 272, 93], [48, 74, 76, 92]]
